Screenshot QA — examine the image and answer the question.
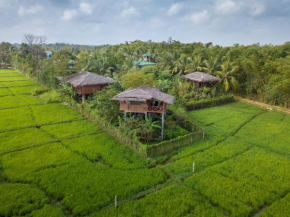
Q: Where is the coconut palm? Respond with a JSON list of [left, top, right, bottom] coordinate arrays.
[[215, 61, 239, 93], [203, 57, 219, 75], [190, 55, 203, 72]]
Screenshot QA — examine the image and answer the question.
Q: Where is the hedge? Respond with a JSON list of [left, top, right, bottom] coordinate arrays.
[[185, 95, 235, 111]]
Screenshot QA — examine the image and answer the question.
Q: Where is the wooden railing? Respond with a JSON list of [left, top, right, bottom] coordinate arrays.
[[148, 106, 164, 112]]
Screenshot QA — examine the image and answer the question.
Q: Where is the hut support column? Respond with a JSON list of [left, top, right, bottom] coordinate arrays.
[[82, 94, 85, 103], [124, 112, 127, 122], [161, 113, 165, 140]]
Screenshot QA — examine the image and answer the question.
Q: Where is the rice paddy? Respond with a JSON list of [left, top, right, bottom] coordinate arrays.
[[0, 69, 290, 217]]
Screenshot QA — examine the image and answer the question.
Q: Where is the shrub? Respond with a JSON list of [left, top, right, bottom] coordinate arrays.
[[185, 95, 235, 111], [38, 90, 63, 104], [31, 87, 49, 96]]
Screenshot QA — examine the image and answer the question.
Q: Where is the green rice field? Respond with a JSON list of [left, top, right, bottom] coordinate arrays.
[[0, 69, 290, 217]]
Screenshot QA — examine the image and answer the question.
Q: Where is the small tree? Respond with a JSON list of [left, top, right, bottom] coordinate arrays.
[[121, 70, 154, 88], [91, 85, 120, 124]]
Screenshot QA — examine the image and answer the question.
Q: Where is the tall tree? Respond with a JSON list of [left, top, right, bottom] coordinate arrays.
[[216, 61, 239, 93]]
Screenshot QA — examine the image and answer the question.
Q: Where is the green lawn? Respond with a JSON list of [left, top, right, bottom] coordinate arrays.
[[0, 69, 290, 217]]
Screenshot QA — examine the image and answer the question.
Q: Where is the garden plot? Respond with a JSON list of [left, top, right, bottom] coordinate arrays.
[[257, 193, 290, 217], [1, 142, 84, 180], [184, 148, 290, 217], [31, 103, 83, 125], [0, 183, 48, 216], [1, 142, 166, 216], [62, 133, 150, 169], [0, 107, 35, 131], [0, 95, 41, 109], [2, 80, 37, 87], [166, 137, 252, 175], [90, 185, 226, 217], [172, 102, 264, 160], [0, 128, 55, 153], [9, 85, 40, 95], [234, 111, 290, 156], [0, 87, 13, 96], [41, 120, 102, 139], [25, 205, 65, 217], [0, 76, 29, 81]]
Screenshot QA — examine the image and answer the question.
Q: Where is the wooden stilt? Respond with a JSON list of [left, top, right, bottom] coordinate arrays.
[[124, 112, 127, 122], [82, 94, 85, 103], [161, 113, 165, 140]]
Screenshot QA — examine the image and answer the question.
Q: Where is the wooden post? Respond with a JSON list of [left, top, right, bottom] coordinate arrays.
[[115, 195, 118, 208], [161, 113, 165, 140], [124, 112, 127, 122], [145, 112, 147, 118], [82, 94, 85, 103], [193, 162, 195, 172]]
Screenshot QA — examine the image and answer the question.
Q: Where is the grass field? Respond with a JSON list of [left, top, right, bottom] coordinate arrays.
[[0, 69, 290, 217]]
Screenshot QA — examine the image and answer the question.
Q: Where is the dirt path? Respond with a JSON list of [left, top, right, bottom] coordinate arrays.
[[235, 96, 290, 115]]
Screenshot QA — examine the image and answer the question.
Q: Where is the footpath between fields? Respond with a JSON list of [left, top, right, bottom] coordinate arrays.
[[235, 96, 290, 115]]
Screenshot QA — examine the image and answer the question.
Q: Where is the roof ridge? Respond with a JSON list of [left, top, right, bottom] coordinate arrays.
[[79, 71, 91, 86]]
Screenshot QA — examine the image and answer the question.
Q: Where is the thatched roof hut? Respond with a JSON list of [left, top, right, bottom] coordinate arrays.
[[64, 71, 115, 102], [112, 86, 175, 140], [112, 86, 175, 105], [64, 71, 115, 86], [185, 72, 220, 88]]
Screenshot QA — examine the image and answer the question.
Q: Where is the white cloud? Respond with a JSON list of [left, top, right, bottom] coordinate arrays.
[[149, 18, 164, 29], [250, 2, 266, 16], [80, 2, 92, 15], [18, 6, 42, 16], [167, 3, 184, 16], [121, 7, 140, 19], [190, 10, 209, 24], [61, 9, 78, 21], [216, 0, 240, 14]]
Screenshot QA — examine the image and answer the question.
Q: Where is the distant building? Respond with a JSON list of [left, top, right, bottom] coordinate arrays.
[[45, 51, 52, 58], [132, 60, 156, 69], [142, 53, 151, 61]]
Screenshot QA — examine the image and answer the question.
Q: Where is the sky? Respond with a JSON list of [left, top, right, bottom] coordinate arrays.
[[0, 0, 289, 46]]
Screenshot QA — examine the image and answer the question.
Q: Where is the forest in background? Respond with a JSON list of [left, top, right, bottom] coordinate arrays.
[[1, 37, 290, 109]]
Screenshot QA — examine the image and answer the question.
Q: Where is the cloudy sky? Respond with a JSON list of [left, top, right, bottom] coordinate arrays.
[[0, 0, 289, 46]]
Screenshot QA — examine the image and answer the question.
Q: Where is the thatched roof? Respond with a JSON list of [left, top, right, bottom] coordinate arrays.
[[64, 71, 115, 86], [45, 51, 52, 55], [185, 72, 220, 83], [112, 86, 175, 104]]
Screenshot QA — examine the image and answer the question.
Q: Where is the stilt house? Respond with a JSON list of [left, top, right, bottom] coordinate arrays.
[[64, 71, 115, 102], [111, 86, 175, 139], [185, 72, 220, 88]]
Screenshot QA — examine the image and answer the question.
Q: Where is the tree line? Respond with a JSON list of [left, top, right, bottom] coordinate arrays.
[[1, 36, 290, 108]]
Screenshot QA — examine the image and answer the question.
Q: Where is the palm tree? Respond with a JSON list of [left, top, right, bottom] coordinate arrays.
[[215, 61, 239, 93], [203, 57, 219, 75], [190, 55, 203, 72], [59, 83, 77, 104]]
